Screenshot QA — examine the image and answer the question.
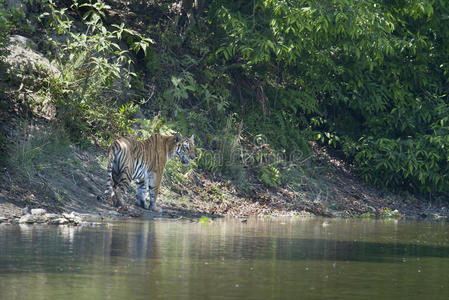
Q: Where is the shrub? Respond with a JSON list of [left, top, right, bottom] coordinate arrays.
[[0, 0, 11, 60], [39, 0, 151, 143], [208, 0, 449, 196]]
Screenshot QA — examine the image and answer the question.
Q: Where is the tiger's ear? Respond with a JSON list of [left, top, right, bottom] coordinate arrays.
[[174, 133, 181, 143], [190, 134, 194, 144]]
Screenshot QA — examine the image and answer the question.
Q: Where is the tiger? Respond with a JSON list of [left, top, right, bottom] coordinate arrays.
[[98, 133, 195, 211]]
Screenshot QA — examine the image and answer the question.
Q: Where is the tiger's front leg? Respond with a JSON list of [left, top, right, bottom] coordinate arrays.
[[135, 179, 148, 209], [148, 186, 159, 211], [147, 172, 162, 212]]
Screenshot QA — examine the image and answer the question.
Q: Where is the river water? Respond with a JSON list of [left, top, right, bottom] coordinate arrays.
[[1, 217, 448, 299]]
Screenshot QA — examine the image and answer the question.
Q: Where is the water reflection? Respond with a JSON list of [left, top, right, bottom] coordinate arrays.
[[0, 218, 449, 300]]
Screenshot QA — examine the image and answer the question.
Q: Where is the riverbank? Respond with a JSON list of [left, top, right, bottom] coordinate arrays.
[[1, 107, 448, 223], [1, 129, 448, 224]]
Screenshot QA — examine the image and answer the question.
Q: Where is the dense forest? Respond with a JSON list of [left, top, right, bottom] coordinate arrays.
[[1, 0, 448, 208]]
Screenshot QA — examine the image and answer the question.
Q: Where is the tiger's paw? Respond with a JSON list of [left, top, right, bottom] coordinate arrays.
[[136, 199, 145, 209], [117, 205, 129, 214], [142, 201, 151, 210], [150, 204, 163, 213], [142, 202, 162, 213], [97, 195, 112, 204]]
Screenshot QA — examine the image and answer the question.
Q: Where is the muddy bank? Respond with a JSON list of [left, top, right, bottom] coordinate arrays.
[[0, 116, 448, 223], [0, 95, 447, 223], [1, 150, 448, 224]]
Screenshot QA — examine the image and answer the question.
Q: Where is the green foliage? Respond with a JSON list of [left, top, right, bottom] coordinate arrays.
[[196, 147, 220, 174], [132, 115, 165, 138], [198, 216, 212, 224], [259, 164, 281, 188], [196, 115, 245, 180], [159, 67, 229, 120], [163, 72, 198, 104], [382, 208, 402, 219], [164, 158, 192, 185], [354, 132, 449, 194], [0, 0, 11, 60], [39, 0, 150, 143], [208, 0, 449, 197], [0, 0, 35, 37], [117, 103, 140, 135], [217, 116, 242, 173], [7, 122, 72, 177], [7, 0, 449, 198]]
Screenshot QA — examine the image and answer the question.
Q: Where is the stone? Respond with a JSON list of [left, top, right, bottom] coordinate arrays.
[[49, 217, 69, 225], [19, 214, 37, 224], [5, 35, 59, 119], [45, 213, 60, 219], [44, 213, 61, 223], [7, 35, 59, 77], [62, 212, 82, 225], [31, 208, 47, 216]]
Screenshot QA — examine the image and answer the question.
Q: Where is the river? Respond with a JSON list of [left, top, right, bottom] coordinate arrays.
[[1, 217, 449, 299]]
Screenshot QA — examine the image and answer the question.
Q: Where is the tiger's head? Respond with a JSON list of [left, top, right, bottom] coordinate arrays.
[[174, 133, 195, 166]]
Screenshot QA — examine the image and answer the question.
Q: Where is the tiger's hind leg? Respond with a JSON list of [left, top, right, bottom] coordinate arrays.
[[135, 179, 148, 208], [97, 171, 114, 203], [111, 186, 125, 208], [110, 174, 131, 209], [98, 150, 117, 204], [97, 180, 126, 208], [110, 162, 133, 209]]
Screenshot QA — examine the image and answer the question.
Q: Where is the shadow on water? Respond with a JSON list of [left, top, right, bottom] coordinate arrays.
[[1, 219, 449, 275], [250, 237, 449, 262], [160, 205, 223, 220]]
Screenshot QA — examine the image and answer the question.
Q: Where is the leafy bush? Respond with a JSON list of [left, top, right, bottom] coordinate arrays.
[[7, 0, 448, 197], [0, 0, 11, 60], [39, 0, 151, 143], [354, 130, 449, 195], [7, 122, 72, 177], [259, 164, 281, 188], [195, 115, 244, 179], [208, 0, 449, 196]]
